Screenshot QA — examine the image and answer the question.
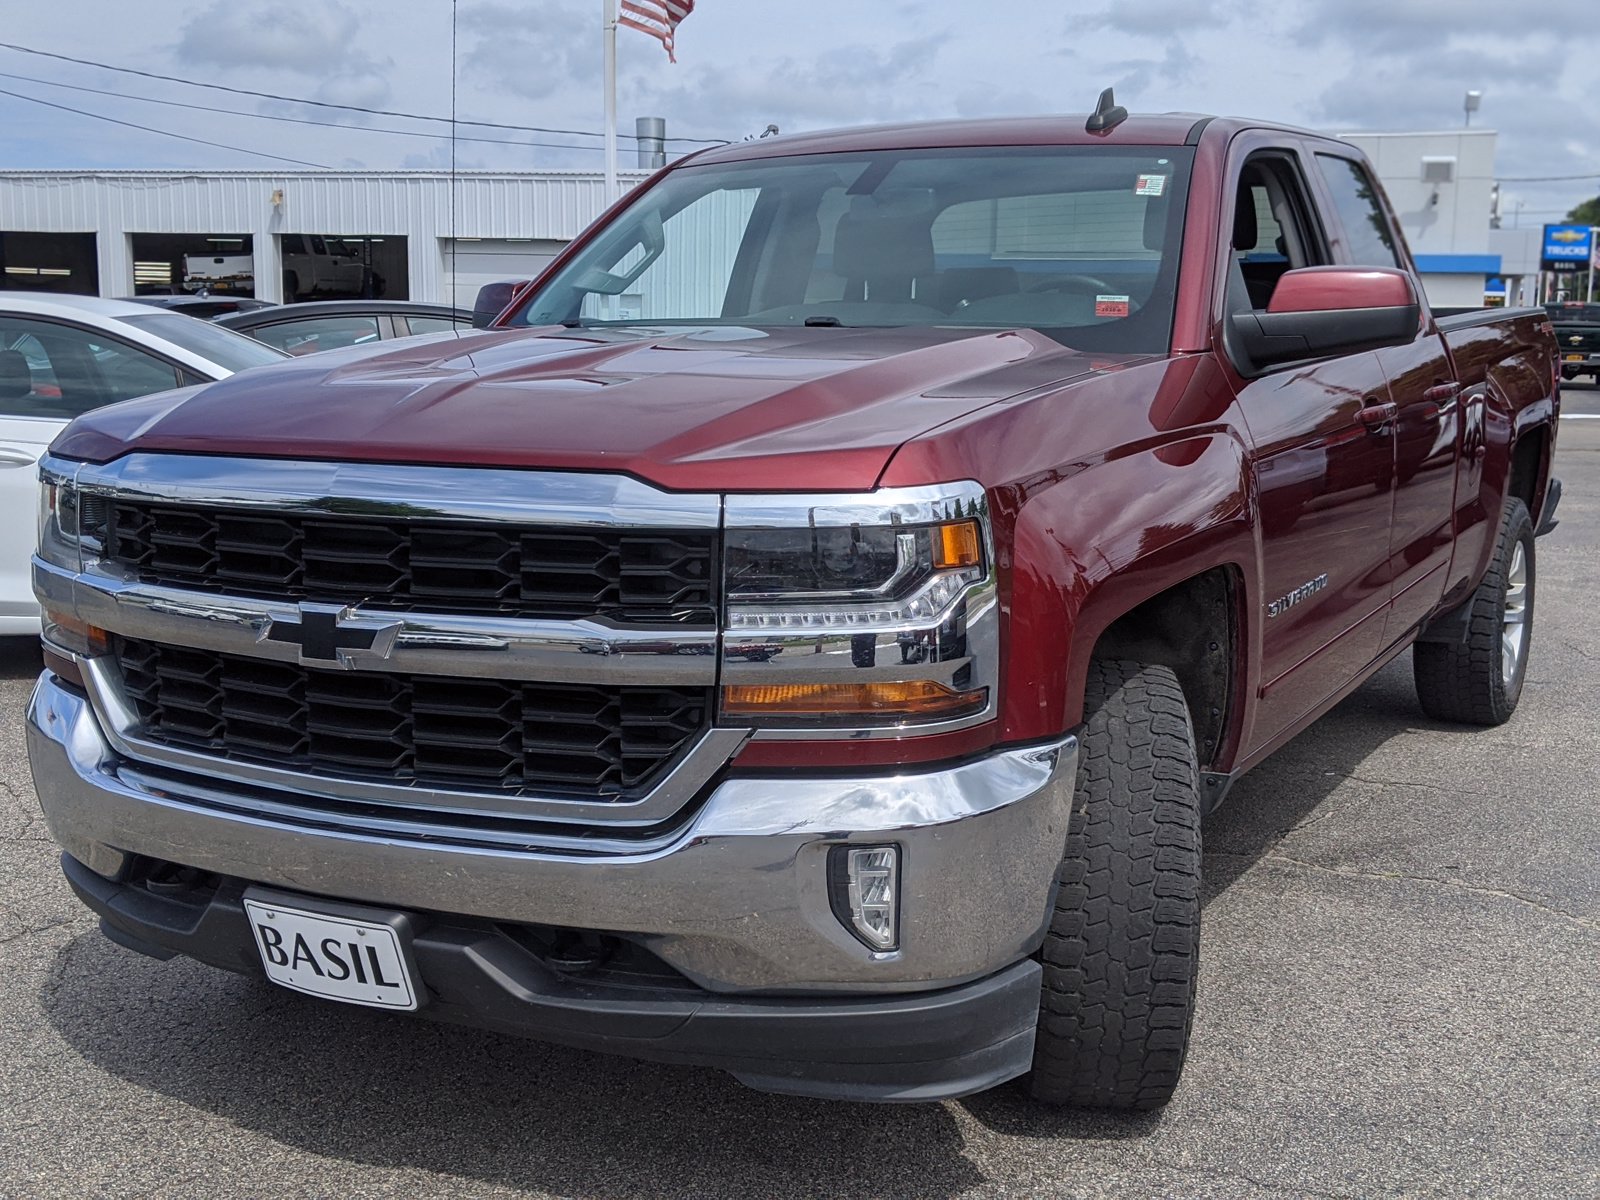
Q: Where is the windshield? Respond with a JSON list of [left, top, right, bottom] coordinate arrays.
[[507, 146, 1195, 354], [120, 311, 289, 373]]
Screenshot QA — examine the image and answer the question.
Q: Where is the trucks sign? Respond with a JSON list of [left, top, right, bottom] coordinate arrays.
[[1542, 224, 1593, 272]]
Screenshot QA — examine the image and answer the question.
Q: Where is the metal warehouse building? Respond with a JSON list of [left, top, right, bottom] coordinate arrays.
[[0, 169, 650, 306]]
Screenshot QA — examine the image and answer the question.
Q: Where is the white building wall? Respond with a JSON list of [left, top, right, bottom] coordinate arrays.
[[1339, 130, 1496, 261], [0, 170, 650, 303], [1416, 273, 1490, 309]]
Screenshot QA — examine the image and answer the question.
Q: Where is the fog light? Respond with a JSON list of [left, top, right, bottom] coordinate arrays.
[[831, 845, 899, 951]]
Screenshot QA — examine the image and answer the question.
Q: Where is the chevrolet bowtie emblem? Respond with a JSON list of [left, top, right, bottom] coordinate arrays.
[[264, 603, 402, 666], [1551, 228, 1587, 243]]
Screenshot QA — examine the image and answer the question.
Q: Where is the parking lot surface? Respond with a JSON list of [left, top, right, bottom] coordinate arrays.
[[1, 425, 1596, 1200]]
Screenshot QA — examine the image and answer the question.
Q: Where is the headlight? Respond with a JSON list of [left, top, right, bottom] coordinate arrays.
[[38, 470, 83, 572], [720, 482, 997, 733], [37, 462, 107, 575], [36, 461, 109, 677]]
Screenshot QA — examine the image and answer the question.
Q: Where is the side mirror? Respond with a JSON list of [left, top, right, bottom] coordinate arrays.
[[471, 279, 532, 329], [1232, 266, 1419, 371]]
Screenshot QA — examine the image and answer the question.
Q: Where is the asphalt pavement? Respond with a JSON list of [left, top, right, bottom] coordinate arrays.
[[1, 423, 1596, 1199]]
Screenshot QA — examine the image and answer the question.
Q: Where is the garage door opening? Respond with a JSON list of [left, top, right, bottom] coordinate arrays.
[[442, 239, 565, 309], [0, 232, 98, 295], [130, 233, 255, 296], [280, 235, 408, 301]]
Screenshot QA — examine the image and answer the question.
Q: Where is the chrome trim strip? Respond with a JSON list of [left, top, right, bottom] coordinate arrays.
[[723, 480, 987, 530], [78, 654, 749, 828], [45, 559, 718, 684], [48, 452, 722, 529]]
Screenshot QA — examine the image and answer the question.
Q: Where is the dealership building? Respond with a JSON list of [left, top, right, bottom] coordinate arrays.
[[1, 127, 1515, 310], [0, 169, 650, 306]]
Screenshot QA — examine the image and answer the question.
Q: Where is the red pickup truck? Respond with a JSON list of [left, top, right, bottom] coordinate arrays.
[[28, 102, 1560, 1110]]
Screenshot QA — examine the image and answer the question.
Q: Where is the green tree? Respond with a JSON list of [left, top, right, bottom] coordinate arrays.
[[1563, 196, 1600, 225]]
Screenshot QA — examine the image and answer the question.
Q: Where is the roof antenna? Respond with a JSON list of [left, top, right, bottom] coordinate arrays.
[[1085, 87, 1128, 134]]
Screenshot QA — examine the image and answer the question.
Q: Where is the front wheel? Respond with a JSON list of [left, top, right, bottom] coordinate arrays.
[[1028, 659, 1202, 1110], [1413, 497, 1534, 725]]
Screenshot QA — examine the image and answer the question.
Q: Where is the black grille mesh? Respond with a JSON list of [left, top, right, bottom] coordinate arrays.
[[97, 501, 716, 622], [115, 637, 712, 798]]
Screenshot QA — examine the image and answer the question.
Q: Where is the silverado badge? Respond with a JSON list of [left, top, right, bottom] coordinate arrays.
[[1267, 574, 1329, 618]]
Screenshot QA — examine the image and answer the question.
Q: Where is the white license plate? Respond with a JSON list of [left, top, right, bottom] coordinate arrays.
[[243, 894, 419, 1010]]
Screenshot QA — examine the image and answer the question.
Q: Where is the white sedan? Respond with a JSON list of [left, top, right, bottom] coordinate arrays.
[[0, 292, 287, 635]]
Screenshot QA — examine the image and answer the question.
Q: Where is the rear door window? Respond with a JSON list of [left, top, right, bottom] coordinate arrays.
[[404, 315, 469, 336], [0, 317, 182, 419], [1315, 154, 1401, 268], [247, 315, 383, 355]]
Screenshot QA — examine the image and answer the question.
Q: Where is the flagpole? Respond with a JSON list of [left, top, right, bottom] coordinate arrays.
[[603, 0, 618, 205]]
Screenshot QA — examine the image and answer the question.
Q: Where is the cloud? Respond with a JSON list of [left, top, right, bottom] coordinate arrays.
[[1079, 0, 1238, 34], [174, 0, 395, 107], [1292, 0, 1589, 54], [635, 33, 950, 137], [457, 0, 603, 105]]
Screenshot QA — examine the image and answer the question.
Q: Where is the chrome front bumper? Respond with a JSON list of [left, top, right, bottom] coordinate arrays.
[[28, 670, 1077, 994]]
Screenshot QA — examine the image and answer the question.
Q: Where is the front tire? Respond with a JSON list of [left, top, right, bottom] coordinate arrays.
[[1028, 659, 1202, 1110], [1413, 497, 1534, 726]]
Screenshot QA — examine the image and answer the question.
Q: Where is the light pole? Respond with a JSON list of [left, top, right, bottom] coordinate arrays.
[[1464, 90, 1482, 127]]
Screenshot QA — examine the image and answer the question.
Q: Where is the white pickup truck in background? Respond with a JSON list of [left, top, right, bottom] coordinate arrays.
[[183, 235, 381, 300]]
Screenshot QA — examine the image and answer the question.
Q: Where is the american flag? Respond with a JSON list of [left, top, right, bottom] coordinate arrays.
[[619, 0, 694, 62]]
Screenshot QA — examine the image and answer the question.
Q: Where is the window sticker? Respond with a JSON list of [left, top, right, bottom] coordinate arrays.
[[1135, 174, 1167, 197], [1095, 295, 1131, 318]]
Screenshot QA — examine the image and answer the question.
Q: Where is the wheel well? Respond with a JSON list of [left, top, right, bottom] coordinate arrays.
[[1509, 428, 1547, 515], [1091, 567, 1237, 768]]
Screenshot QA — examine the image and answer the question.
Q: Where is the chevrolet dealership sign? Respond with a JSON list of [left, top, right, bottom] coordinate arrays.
[[1542, 224, 1594, 272]]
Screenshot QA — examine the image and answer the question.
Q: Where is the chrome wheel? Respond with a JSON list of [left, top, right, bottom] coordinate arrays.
[[1501, 541, 1528, 687]]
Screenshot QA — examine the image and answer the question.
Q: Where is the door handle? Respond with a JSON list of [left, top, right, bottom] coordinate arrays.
[[1357, 401, 1398, 433], [0, 444, 40, 469], [1422, 382, 1461, 403]]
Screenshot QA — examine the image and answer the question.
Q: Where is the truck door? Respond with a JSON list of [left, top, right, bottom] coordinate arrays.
[[1221, 149, 1397, 745], [1310, 150, 1456, 643]]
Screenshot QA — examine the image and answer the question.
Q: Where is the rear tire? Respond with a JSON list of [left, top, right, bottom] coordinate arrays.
[[1027, 659, 1202, 1110], [1413, 497, 1535, 725]]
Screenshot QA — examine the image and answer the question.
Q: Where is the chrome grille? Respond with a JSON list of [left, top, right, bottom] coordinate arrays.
[[114, 636, 713, 799], [97, 500, 717, 622]]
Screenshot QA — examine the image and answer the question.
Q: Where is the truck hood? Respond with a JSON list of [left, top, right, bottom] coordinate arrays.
[[53, 324, 1140, 491]]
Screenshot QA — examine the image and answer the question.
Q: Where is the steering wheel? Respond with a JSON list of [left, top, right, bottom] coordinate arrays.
[[1023, 274, 1115, 295]]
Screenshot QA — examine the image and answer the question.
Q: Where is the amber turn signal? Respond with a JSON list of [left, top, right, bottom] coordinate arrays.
[[933, 520, 982, 570], [43, 609, 108, 654], [722, 679, 987, 719]]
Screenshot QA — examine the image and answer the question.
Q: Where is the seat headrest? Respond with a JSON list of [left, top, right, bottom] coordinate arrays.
[[832, 192, 936, 285], [1233, 183, 1258, 251], [0, 349, 31, 401]]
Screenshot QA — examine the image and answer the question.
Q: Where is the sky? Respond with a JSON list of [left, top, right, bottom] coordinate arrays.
[[1, 0, 1596, 227]]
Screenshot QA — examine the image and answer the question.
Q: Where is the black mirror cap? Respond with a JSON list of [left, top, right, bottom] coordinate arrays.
[[1231, 302, 1421, 372], [471, 280, 531, 329]]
